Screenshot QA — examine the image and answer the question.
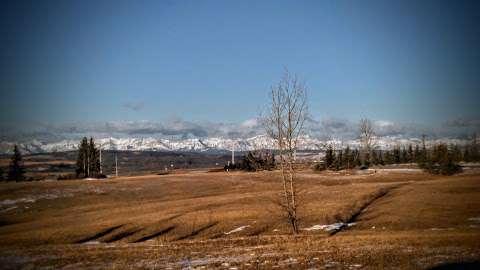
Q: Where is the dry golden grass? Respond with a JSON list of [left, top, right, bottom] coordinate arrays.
[[0, 169, 479, 269]]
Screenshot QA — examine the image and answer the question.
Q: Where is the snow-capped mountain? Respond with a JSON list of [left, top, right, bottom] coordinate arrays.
[[0, 135, 471, 155]]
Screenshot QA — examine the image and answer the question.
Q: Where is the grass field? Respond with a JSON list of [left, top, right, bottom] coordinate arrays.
[[0, 168, 479, 269]]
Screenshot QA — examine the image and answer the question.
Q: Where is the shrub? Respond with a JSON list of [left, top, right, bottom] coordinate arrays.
[[224, 151, 276, 172], [312, 162, 326, 171], [420, 144, 462, 175], [57, 174, 78, 180]]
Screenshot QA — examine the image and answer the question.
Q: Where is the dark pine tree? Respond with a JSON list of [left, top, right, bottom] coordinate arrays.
[[401, 147, 408, 163], [384, 150, 392, 165], [8, 145, 26, 181], [88, 137, 101, 177], [352, 149, 361, 166], [378, 150, 385, 165], [343, 146, 351, 168], [470, 133, 479, 162], [435, 144, 462, 175], [414, 145, 420, 163], [464, 147, 471, 162], [393, 146, 401, 164], [371, 150, 378, 165], [334, 149, 343, 170], [451, 144, 462, 163], [420, 136, 428, 165], [325, 145, 335, 169], [76, 137, 89, 178], [407, 145, 413, 163]]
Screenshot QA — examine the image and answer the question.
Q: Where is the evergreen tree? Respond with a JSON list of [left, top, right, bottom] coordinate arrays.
[[364, 151, 371, 167], [384, 150, 393, 165], [393, 146, 401, 164], [8, 145, 26, 181], [76, 137, 89, 177], [471, 133, 479, 162], [334, 149, 343, 170], [325, 145, 335, 169], [352, 149, 361, 166], [419, 134, 427, 165], [343, 146, 352, 169], [414, 145, 420, 163], [451, 144, 462, 162], [401, 147, 408, 163], [371, 150, 378, 165], [88, 137, 101, 177], [464, 147, 471, 162], [0, 167, 4, 181], [377, 150, 385, 165], [421, 143, 461, 175], [407, 145, 413, 163], [229, 151, 276, 172], [75, 137, 101, 178]]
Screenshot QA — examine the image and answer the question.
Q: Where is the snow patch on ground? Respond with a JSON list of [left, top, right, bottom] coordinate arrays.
[[0, 206, 18, 213], [303, 222, 355, 232], [0, 198, 36, 206], [430, 228, 454, 231], [468, 217, 480, 222], [0, 186, 111, 211], [378, 168, 422, 173], [83, 241, 101, 245], [224, 225, 250, 235], [84, 178, 103, 181], [0, 192, 74, 209], [177, 255, 251, 268]]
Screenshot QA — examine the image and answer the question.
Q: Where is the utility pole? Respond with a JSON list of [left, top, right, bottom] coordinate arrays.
[[115, 152, 118, 177], [231, 143, 235, 164]]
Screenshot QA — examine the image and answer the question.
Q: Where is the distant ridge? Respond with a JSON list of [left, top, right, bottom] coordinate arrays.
[[0, 135, 470, 155]]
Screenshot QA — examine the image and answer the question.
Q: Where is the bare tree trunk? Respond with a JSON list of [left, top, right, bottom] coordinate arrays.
[[262, 69, 308, 234], [359, 118, 376, 166]]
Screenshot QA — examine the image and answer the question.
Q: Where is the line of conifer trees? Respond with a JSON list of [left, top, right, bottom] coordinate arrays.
[[76, 137, 101, 178], [320, 135, 479, 175]]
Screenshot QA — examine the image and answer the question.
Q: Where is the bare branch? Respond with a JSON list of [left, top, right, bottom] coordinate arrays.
[[260, 69, 308, 234]]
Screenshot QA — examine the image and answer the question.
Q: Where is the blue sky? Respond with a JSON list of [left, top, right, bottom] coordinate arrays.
[[1, 0, 479, 136]]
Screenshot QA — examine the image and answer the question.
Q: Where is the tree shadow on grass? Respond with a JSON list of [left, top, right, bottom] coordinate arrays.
[[74, 225, 124, 243], [427, 261, 480, 270]]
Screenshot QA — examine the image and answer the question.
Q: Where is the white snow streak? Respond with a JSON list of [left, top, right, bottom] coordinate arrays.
[[224, 225, 250, 235], [303, 222, 355, 232]]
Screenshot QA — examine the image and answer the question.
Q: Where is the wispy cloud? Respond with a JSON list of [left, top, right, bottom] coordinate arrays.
[[444, 117, 480, 128], [122, 101, 145, 111], [2, 116, 479, 143]]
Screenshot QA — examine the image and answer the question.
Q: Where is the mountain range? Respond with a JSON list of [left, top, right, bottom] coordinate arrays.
[[0, 135, 470, 155]]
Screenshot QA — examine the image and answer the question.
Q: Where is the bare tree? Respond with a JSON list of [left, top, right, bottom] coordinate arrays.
[[262, 70, 308, 234], [358, 118, 376, 165]]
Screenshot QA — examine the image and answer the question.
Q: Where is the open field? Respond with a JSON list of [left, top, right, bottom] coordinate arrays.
[[0, 169, 479, 269], [0, 151, 232, 180]]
